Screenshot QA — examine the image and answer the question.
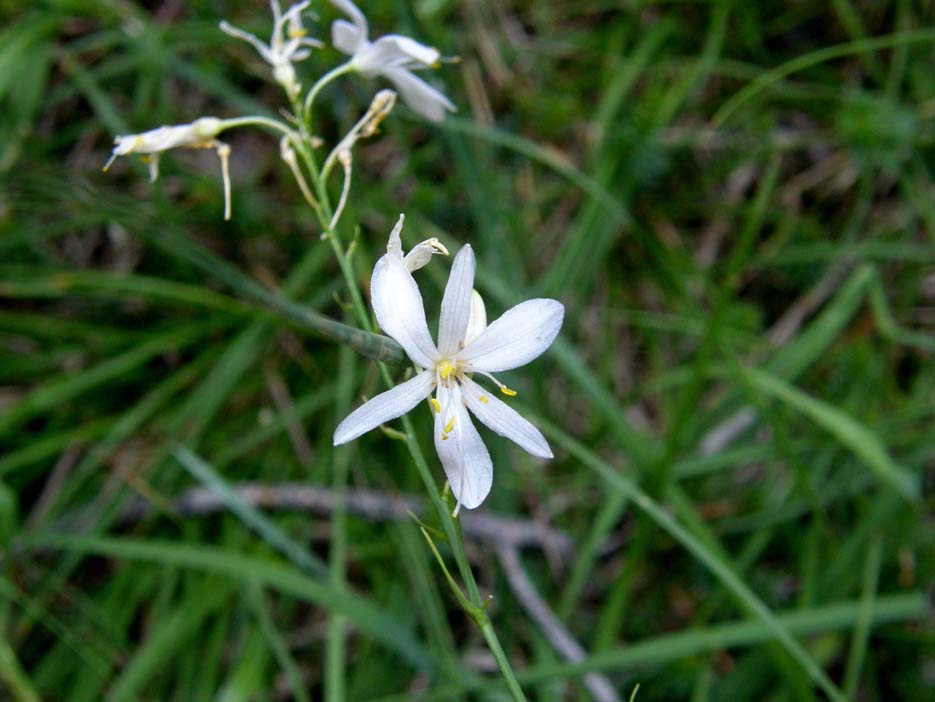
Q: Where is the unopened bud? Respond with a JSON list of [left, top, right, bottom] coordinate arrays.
[[279, 135, 297, 164], [359, 90, 397, 138]]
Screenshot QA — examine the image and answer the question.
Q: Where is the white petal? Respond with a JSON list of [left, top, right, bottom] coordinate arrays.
[[437, 245, 475, 357], [370, 253, 438, 369], [331, 18, 363, 55], [385, 213, 405, 259], [115, 125, 187, 155], [460, 377, 552, 459], [219, 20, 275, 64], [464, 289, 487, 346], [329, 0, 368, 37], [434, 383, 492, 510], [382, 67, 455, 123], [111, 135, 136, 157], [333, 370, 435, 445], [368, 34, 439, 67], [459, 299, 564, 372]]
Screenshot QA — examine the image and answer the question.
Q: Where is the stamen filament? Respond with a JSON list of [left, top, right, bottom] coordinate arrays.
[[473, 368, 517, 397], [217, 142, 232, 221]]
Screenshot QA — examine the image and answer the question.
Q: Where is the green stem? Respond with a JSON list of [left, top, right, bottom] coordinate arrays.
[[478, 616, 528, 702], [303, 62, 356, 126], [420, 528, 526, 701], [218, 115, 294, 137], [326, 346, 355, 702]]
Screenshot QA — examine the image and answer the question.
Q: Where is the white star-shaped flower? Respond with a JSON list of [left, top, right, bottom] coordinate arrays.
[[334, 216, 564, 511], [329, 0, 456, 122], [220, 1, 322, 97]]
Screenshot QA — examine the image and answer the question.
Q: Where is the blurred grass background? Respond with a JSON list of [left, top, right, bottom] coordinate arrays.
[[1, 0, 934, 700]]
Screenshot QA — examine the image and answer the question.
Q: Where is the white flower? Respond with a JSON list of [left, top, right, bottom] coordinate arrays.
[[329, 0, 455, 122], [220, 1, 322, 97], [102, 117, 234, 220], [334, 216, 564, 512]]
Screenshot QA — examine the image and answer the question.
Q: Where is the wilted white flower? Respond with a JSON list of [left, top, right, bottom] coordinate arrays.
[[329, 0, 455, 122], [334, 216, 563, 512], [103, 117, 233, 220], [220, 1, 322, 98]]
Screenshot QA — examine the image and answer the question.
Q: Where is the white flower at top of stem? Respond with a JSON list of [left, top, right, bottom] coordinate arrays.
[[220, 1, 322, 98], [333, 216, 564, 513], [102, 117, 234, 220], [328, 0, 456, 122]]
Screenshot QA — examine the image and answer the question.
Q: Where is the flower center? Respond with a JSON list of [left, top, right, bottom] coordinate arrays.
[[437, 358, 457, 382]]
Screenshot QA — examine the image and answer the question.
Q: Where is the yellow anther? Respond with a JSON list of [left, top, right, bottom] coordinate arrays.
[[500, 386, 517, 397], [133, 135, 144, 148], [441, 434, 449, 441], [479, 395, 489, 404], [430, 398, 441, 413], [444, 417, 456, 434], [438, 360, 454, 380], [288, 28, 308, 38]]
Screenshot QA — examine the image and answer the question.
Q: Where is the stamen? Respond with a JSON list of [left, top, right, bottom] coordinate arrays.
[[428, 238, 449, 256], [146, 153, 160, 183], [102, 152, 119, 172], [479, 395, 489, 404], [444, 417, 455, 434], [474, 369, 517, 397], [216, 142, 232, 221], [430, 398, 441, 413], [438, 360, 454, 380]]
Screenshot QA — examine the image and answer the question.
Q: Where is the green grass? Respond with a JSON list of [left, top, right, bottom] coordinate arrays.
[[1, 1, 934, 700]]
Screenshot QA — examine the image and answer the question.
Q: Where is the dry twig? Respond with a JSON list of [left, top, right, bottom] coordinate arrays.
[[117, 482, 574, 555]]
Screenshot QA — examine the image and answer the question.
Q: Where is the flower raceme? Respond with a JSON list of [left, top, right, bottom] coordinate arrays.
[[220, 1, 322, 98], [329, 0, 455, 122], [333, 217, 564, 512]]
